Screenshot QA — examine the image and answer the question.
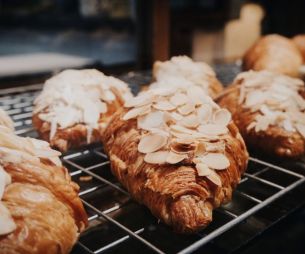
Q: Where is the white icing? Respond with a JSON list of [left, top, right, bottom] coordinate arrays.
[[34, 69, 132, 141]]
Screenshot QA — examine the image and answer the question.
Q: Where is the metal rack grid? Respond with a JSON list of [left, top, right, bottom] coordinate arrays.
[[1, 70, 305, 254]]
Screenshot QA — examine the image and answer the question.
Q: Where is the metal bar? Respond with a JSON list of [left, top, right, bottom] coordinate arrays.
[[250, 157, 305, 179], [178, 177, 305, 254], [82, 200, 165, 254], [235, 190, 262, 204], [244, 173, 284, 190], [94, 228, 145, 254]]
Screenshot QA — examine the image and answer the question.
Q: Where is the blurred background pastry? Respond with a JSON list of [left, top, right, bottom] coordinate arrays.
[[32, 69, 132, 152], [242, 35, 303, 77]]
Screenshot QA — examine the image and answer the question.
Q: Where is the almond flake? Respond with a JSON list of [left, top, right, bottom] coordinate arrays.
[[153, 100, 176, 111], [179, 114, 200, 128], [171, 125, 196, 135], [213, 109, 231, 126], [245, 90, 268, 107], [194, 142, 206, 157], [144, 151, 169, 164], [122, 104, 151, 120], [151, 87, 177, 96], [200, 153, 230, 170], [171, 142, 196, 154], [137, 111, 165, 130], [166, 151, 187, 164], [169, 112, 183, 121], [124, 93, 154, 108], [296, 123, 305, 138], [177, 101, 196, 115], [197, 105, 212, 123], [196, 163, 212, 176], [198, 124, 228, 136], [138, 133, 167, 153], [187, 86, 207, 105], [169, 93, 189, 106], [206, 171, 222, 186]]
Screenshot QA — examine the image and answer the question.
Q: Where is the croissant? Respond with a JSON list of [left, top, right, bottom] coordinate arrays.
[[102, 84, 248, 233], [0, 125, 87, 253], [243, 34, 302, 77], [152, 56, 223, 98], [33, 69, 132, 152], [217, 70, 305, 158], [292, 34, 305, 62]]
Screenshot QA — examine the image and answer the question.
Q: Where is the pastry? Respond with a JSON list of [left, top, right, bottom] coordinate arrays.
[[102, 84, 248, 233], [292, 34, 305, 62], [0, 126, 87, 253], [33, 69, 132, 152], [0, 108, 14, 131], [217, 70, 305, 158], [152, 56, 223, 98], [242, 34, 302, 77]]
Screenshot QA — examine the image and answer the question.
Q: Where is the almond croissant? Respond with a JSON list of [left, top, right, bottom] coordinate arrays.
[[0, 125, 87, 254], [102, 84, 248, 233], [33, 69, 132, 152]]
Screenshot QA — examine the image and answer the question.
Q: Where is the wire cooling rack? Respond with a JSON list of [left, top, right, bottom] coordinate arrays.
[[1, 69, 305, 254]]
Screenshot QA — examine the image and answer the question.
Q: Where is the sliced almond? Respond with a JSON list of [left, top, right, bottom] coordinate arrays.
[[245, 90, 268, 107], [196, 163, 212, 176], [122, 104, 151, 120], [169, 93, 189, 106], [171, 125, 196, 135], [166, 151, 187, 164], [194, 142, 206, 157], [151, 87, 177, 96], [296, 123, 305, 138], [186, 86, 208, 105], [200, 153, 230, 170], [124, 93, 154, 108], [197, 105, 212, 123], [138, 133, 167, 153], [137, 111, 165, 130], [0, 203, 16, 235], [169, 112, 183, 121], [144, 150, 169, 164], [171, 142, 196, 154], [213, 109, 231, 126], [153, 100, 176, 111], [179, 114, 200, 128], [177, 101, 196, 115], [206, 171, 222, 186], [198, 124, 228, 136]]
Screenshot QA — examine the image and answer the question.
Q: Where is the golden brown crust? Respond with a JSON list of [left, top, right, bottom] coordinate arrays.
[[243, 34, 303, 77], [0, 159, 88, 254], [216, 83, 305, 158], [292, 34, 305, 62], [32, 100, 121, 152], [102, 109, 248, 233]]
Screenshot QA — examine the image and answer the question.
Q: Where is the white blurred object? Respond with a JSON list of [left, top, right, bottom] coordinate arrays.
[[0, 53, 93, 77]]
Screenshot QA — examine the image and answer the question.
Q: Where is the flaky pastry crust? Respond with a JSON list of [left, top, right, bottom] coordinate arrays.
[[102, 109, 248, 233], [292, 34, 305, 62]]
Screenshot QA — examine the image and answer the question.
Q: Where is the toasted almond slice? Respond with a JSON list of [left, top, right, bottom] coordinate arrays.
[[137, 111, 165, 130], [171, 141, 196, 154], [197, 105, 212, 122], [171, 124, 196, 135], [124, 93, 154, 108], [123, 104, 151, 120], [169, 93, 189, 106], [138, 133, 168, 153], [200, 153, 230, 170], [194, 142, 206, 157], [196, 163, 212, 176], [213, 109, 231, 126], [177, 101, 196, 115], [282, 119, 295, 132], [246, 121, 257, 131], [179, 114, 200, 128], [147, 128, 170, 137], [144, 151, 169, 164], [175, 137, 196, 144], [245, 90, 268, 107], [0, 203, 16, 235], [153, 100, 176, 111], [198, 124, 228, 136], [151, 87, 177, 96], [206, 171, 222, 186], [204, 141, 225, 152], [296, 123, 305, 138], [187, 86, 207, 105], [170, 112, 183, 121], [166, 151, 187, 164]]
